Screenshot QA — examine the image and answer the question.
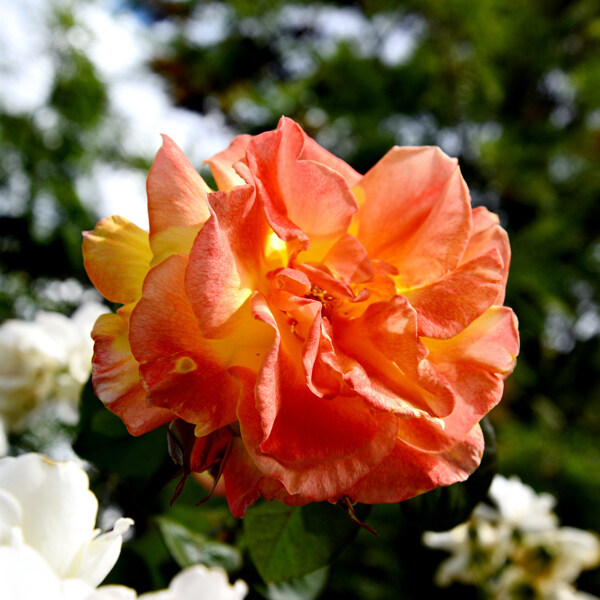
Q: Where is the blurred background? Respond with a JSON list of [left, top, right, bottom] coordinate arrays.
[[1, 0, 599, 597]]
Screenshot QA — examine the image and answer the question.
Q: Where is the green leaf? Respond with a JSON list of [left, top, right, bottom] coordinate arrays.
[[244, 501, 367, 584], [399, 417, 497, 532], [156, 517, 242, 572]]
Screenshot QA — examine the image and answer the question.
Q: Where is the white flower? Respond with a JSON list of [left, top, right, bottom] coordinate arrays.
[[546, 527, 600, 584], [423, 474, 600, 598], [85, 566, 249, 600], [545, 583, 599, 600], [512, 527, 600, 590], [0, 453, 133, 600], [86, 586, 139, 600], [483, 475, 558, 532], [0, 302, 107, 447], [0, 420, 7, 457], [138, 565, 248, 600], [0, 453, 248, 599], [423, 520, 505, 587], [493, 565, 600, 600]]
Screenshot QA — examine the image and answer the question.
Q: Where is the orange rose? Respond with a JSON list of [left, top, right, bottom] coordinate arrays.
[[83, 117, 519, 517]]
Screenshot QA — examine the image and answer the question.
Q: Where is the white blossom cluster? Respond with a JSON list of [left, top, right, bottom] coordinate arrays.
[[0, 303, 107, 454], [0, 453, 248, 600], [423, 475, 600, 599]]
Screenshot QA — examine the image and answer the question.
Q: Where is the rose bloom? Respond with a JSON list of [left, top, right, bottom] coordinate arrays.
[[83, 117, 519, 517]]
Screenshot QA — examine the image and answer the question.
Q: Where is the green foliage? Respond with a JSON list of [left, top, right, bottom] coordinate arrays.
[[157, 516, 243, 571], [243, 500, 367, 584]]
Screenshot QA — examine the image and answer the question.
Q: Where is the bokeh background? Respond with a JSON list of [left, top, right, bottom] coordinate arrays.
[[1, 0, 599, 597]]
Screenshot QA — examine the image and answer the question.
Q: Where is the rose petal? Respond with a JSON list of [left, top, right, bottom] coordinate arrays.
[[147, 135, 211, 263], [205, 134, 252, 190], [245, 117, 358, 246], [129, 254, 239, 434], [355, 146, 472, 288], [185, 184, 268, 338], [396, 307, 519, 452], [222, 434, 262, 519], [294, 262, 355, 301], [347, 424, 484, 503], [334, 296, 453, 418], [220, 425, 308, 517], [302, 314, 344, 399], [91, 310, 175, 436], [462, 206, 511, 305], [268, 268, 312, 299], [83, 216, 152, 305], [323, 233, 374, 283], [238, 297, 397, 501], [425, 306, 519, 375], [91, 309, 140, 408], [300, 132, 362, 187], [239, 385, 397, 501], [107, 388, 175, 437], [404, 248, 505, 339]]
